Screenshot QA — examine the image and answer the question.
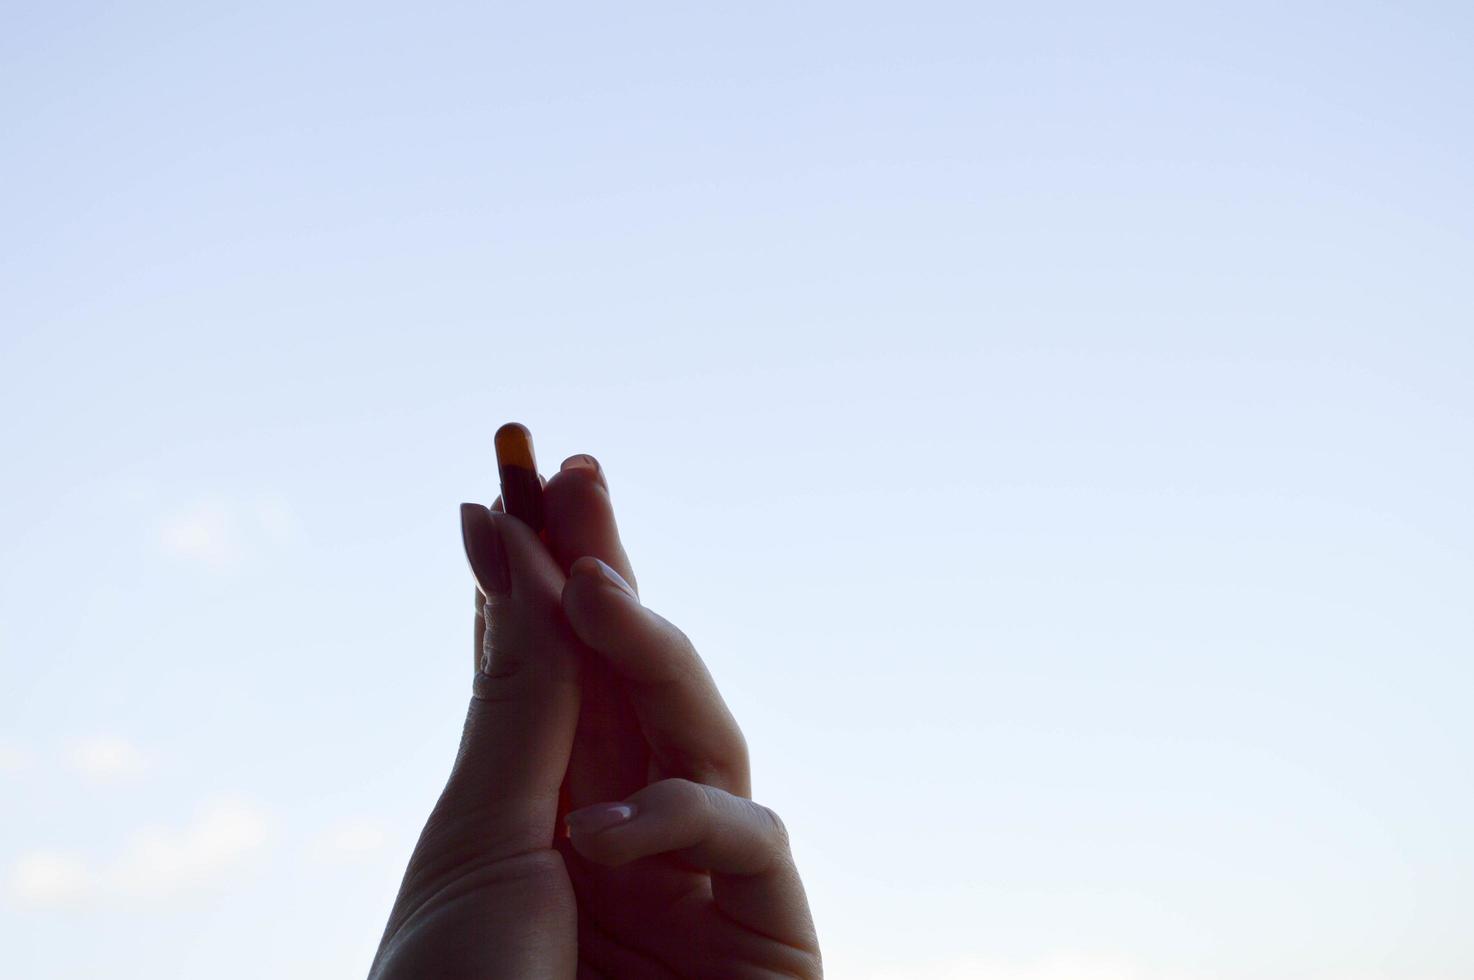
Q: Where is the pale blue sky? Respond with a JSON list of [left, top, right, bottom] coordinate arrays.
[[2, 2, 1472, 978]]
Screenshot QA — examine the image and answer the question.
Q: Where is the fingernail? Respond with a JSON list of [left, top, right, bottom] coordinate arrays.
[[559, 453, 606, 487], [495, 423, 546, 534], [574, 556, 636, 599], [565, 802, 637, 835], [560, 453, 599, 473], [460, 503, 510, 595]]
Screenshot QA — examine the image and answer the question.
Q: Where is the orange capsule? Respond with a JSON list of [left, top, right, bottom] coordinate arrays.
[[495, 422, 546, 534]]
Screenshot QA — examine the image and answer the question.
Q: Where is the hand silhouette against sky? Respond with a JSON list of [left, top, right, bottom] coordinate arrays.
[[370, 451, 820, 978]]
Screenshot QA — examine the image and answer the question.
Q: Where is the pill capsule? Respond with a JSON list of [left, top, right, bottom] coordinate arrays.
[[495, 421, 546, 534]]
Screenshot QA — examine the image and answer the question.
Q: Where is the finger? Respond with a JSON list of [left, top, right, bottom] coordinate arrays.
[[565, 779, 818, 956], [471, 495, 503, 670], [561, 559, 749, 795], [576, 917, 680, 980], [542, 454, 636, 587], [466, 483, 544, 673], [441, 504, 581, 858], [472, 586, 485, 672], [487, 478, 544, 515], [542, 454, 648, 809], [495, 422, 547, 534], [562, 655, 646, 813]]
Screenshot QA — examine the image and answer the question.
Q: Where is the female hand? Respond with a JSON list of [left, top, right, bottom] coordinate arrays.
[[370, 452, 821, 978]]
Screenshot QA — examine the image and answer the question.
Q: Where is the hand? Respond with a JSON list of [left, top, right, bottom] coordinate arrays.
[[370, 452, 821, 978], [369, 504, 580, 979]]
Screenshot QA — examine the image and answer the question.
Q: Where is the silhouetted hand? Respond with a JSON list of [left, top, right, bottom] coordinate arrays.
[[369, 454, 820, 978]]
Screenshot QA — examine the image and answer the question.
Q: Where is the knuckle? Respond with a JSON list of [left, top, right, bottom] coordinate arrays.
[[727, 727, 751, 778], [471, 646, 538, 701], [666, 622, 700, 661], [641, 615, 698, 672], [652, 777, 715, 821], [754, 802, 791, 851], [669, 776, 710, 810]]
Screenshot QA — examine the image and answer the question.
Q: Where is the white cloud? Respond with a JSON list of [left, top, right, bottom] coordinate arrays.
[[8, 851, 92, 907], [313, 818, 389, 863], [0, 738, 33, 774], [159, 500, 238, 565], [67, 735, 148, 782], [112, 799, 270, 897], [157, 494, 294, 568], [7, 798, 271, 908]]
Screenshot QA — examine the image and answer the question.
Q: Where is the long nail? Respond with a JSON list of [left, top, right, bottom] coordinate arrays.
[[460, 503, 510, 595], [495, 422, 546, 534], [572, 556, 637, 599], [565, 802, 637, 835]]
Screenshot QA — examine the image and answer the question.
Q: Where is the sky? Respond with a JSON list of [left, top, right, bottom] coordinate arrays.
[[2, 1, 1472, 977]]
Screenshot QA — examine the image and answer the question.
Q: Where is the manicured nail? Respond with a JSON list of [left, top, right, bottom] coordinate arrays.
[[574, 555, 636, 599], [495, 422, 546, 534], [560, 453, 598, 473], [460, 503, 510, 595], [559, 453, 606, 488], [565, 802, 637, 835]]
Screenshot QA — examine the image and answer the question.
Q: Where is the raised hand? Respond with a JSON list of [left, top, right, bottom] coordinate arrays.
[[542, 455, 819, 978], [370, 505, 581, 978], [370, 448, 820, 978]]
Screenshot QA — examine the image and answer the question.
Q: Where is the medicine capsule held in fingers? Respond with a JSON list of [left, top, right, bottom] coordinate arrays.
[[495, 421, 546, 534]]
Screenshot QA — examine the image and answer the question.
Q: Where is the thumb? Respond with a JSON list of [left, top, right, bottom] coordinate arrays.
[[428, 504, 581, 859]]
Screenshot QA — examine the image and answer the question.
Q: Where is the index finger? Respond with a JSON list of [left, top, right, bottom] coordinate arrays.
[[543, 453, 637, 589], [470, 491, 528, 670], [445, 507, 582, 856]]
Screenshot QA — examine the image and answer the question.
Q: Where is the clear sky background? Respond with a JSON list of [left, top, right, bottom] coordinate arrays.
[[2, 2, 1472, 978]]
